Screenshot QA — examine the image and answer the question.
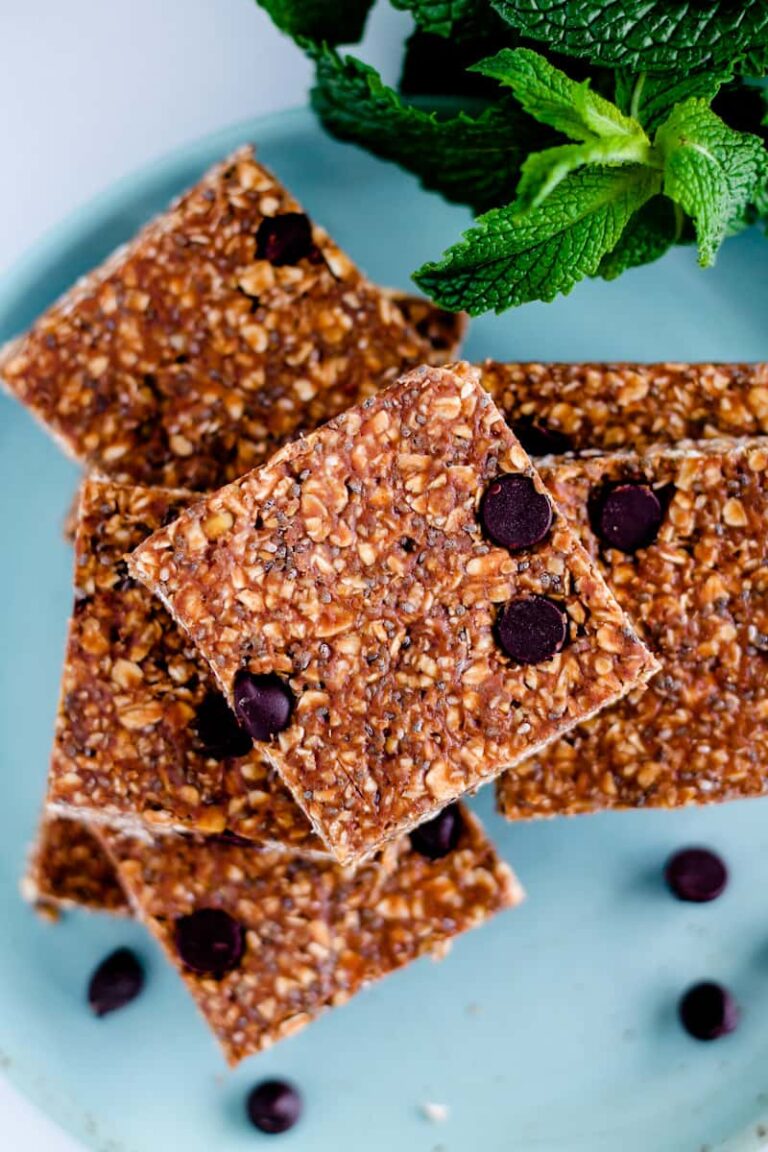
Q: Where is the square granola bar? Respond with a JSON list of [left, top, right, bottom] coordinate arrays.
[[48, 477, 324, 852], [130, 362, 658, 863], [98, 803, 521, 1064], [497, 439, 768, 818], [480, 361, 768, 456], [0, 146, 461, 491]]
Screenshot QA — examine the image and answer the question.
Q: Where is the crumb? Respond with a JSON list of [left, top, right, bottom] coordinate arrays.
[[421, 1102, 450, 1124]]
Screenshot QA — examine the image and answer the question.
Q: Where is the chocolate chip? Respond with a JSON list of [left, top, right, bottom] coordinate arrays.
[[497, 595, 568, 665], [87, 947, 144, 1017], [233, 671, 294, 741], [510, 417, 573, 457], [174, 908, 245, 977], [679, 981, 739, 1041], [665, 847, 728, 903], [246, 1080, 303, 1134], [255, 212, 315, 265], [480, 474, 553, 552], [410, 804, 464, 859], [592, 482, 663, 553], [194, 690, 252, 760]]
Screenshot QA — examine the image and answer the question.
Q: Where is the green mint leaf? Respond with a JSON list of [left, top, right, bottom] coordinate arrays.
[[413, 165, 661, 314], [255, 0, 373, 44], [597, 196, 680, 280], [656, 98, 768, 265], [390, 0, 488, 39], [517, 135, 652, 208], [309, 45, 542, 214], [474, 47, 643, 142], [491, 0, 768, 73], [614, 69, 731, 134]]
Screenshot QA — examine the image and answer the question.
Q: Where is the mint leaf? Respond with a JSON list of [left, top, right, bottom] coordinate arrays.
[[615, 69, 731, 133], [413, 165, 661, 314], [656, 98, 768, 265], [474, 47, 642, 142], [517, 135, 651, 208], [491, 0, 768, 73], [255, 0, 372, 44], [390, 0, 488, 38], [597, 196, 680, 280], [310, 46, 543, 214]]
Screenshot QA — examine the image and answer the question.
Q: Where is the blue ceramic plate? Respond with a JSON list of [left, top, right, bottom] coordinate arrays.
[[2, 108, 768, 1152]]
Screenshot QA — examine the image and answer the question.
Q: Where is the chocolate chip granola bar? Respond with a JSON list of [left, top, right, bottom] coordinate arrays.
[[480, 361, 768, 455], [0, 146, 462, 491], [498, 439, 768, 818], [130, 362, 658, 864], [48, 477, 324, 852], [98, 804, 521, 1064]]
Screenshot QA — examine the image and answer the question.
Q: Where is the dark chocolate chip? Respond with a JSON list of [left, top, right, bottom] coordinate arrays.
[[510, 418, 573, 457], [679, 981, 739, 1041], [479, 474, 553, 552], [592, 482, 663, 553], [233, 671, 294, 742], [409, 804, 464, 859], [211, 829, 254, 847], [665, 847, 728, 903], [497, 595, 568, 665], [195, 690, 253, 760], [255, 212, 315, 266], [87, 947, 144, 1017], [246, 1080, 303, 1135], [174, 908, 245, 977]]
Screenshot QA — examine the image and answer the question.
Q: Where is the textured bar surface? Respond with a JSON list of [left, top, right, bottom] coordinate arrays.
[[498, 440, 768, 817], [0, 146, 459, 490], [131, 363, 658, 863], [480, 361, 768, 454], [99, 805, 520, 1064], [23, 817, 129, 916], [48, 478, 324, 852]]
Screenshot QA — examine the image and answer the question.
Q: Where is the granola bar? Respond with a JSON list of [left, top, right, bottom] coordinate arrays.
[[130, 362, 658, 864], [497, 439, 768, 818], [0, 146, 462, 491], [48, 477, 324, 852], [480, 361, 768, 454], [23, 817, 129, 917], [98, 804, 521, 1064]]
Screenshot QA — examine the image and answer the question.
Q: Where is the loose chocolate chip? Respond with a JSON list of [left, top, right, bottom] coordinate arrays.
[[410, 804, 464, 859], [88, 947, 144, 1017], [255, 212, 315, 265], [195, 690, 253, 760], [510, 418, 573, 457], [497, 595, 568, 665], [479, 474, 553, 552], [679, 981, 739, 1041], [592, 482, 663, 553], [665, 847, 728, 903], [174, 908, 245, 977], [246, 1080, 303, 1135], [233, 671, 294, 742]]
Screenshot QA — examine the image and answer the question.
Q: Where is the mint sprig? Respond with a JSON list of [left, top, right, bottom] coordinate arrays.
[[656, 98, 768, 266], [255, 0, 373, 44], [491, 0, 768, 74], [414, 165, 660, 313], [413, 48, 768, 312], [310, 45, 544, 214]]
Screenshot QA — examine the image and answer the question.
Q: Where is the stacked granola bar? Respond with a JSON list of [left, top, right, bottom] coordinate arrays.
[[3, 149, 536, 1064], [6, 141, 761, 1071]]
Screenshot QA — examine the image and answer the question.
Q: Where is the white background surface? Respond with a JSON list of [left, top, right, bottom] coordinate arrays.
[[0, 2, 405, 1147]]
